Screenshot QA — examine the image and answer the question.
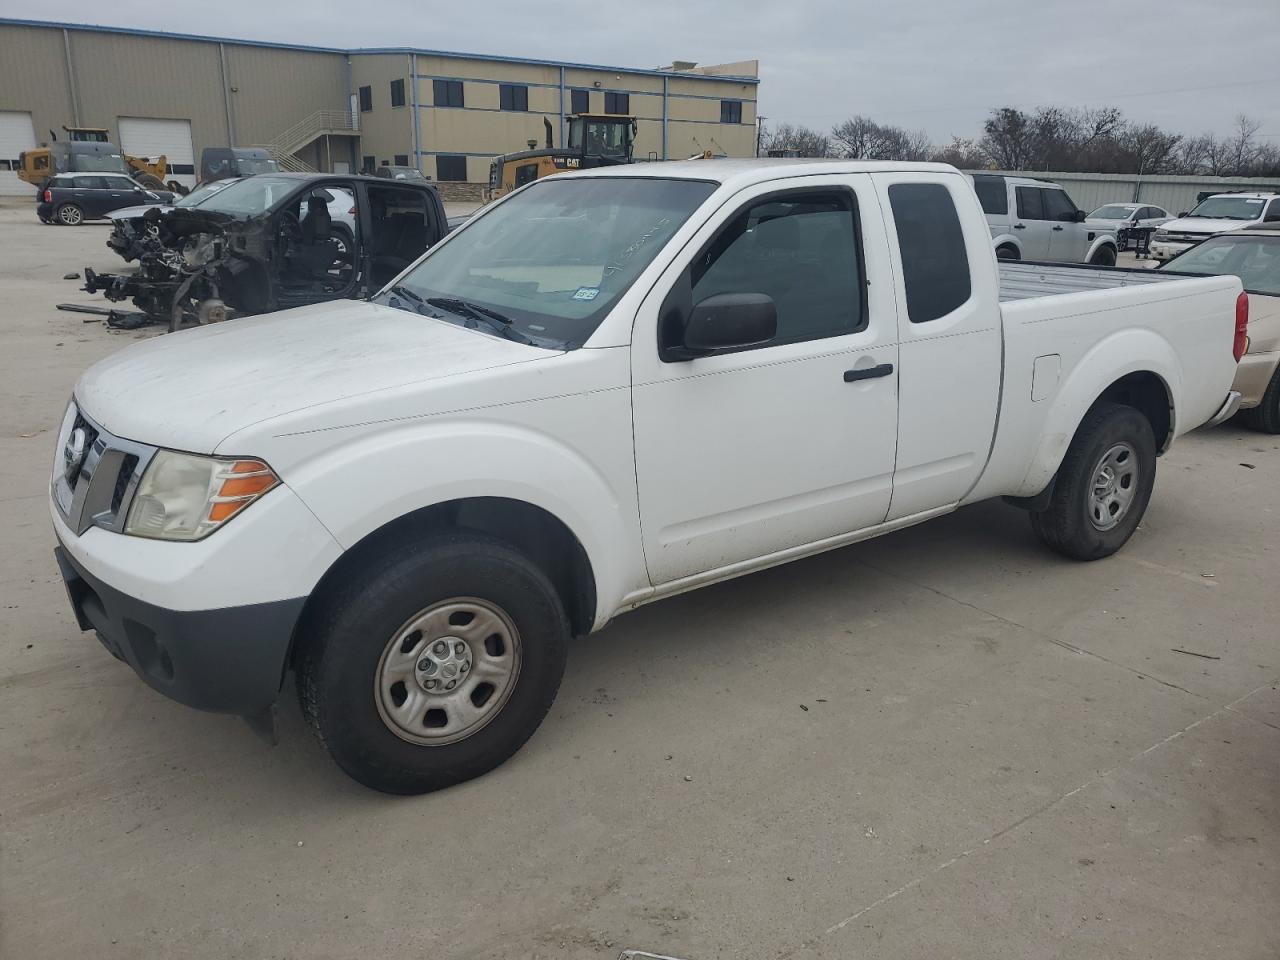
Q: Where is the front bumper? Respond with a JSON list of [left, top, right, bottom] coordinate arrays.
[[55, 542, 304, 714], [1148, 240, 1195, 261]]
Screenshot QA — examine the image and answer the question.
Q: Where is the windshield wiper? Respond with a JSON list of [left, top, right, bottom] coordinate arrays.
[[387, 284, 425, 305], [426, 297, 535, 345]]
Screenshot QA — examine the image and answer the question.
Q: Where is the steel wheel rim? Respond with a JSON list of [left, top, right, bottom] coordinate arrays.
[[59, 206, 81, 225], [1088, 442, 1138, 531], [374, 597, 522, 746]]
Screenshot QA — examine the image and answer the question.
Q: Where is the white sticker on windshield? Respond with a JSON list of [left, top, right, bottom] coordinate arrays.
[[1244, 199, 1264, 205], [572, 287, 600, 301]]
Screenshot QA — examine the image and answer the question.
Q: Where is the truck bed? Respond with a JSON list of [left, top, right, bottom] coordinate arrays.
[[998, 261, 1186, 303]]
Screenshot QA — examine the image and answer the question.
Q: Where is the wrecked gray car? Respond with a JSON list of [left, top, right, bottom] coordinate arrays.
[[81, 173, 447, 331]]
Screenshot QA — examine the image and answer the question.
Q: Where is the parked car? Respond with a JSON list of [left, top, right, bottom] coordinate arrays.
[[1161, 225, 1280, 431], [1150, 192, 1280, 261], [972, 173, 1120, 265], [1084, 202, 1172, 235], [81, 173, 444, 330], [199, 147, 282, 184], [105, 178, 358, 264], [51, 160, 1244, 793], [374, 165, 431, 181], [37, 173, 175, 225]]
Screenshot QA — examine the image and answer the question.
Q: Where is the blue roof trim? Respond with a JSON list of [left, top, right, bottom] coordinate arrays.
[[0, 17, 760, 84]]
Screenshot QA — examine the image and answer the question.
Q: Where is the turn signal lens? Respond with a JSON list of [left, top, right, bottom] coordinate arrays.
[[124, 452, 279, 541]]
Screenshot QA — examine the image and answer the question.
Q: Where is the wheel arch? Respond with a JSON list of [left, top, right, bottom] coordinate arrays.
[[1016, 332, 1180, 499], [1086, 234, 1119, 261], [992, 235, 1022, 259], [288, 496, 598, 679]]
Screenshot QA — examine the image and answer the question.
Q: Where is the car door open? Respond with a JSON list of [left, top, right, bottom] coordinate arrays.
[[631, 176, 899, 586]]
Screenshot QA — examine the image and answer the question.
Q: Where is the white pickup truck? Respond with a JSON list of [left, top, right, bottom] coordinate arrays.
[[50, 160, 1246, 793]]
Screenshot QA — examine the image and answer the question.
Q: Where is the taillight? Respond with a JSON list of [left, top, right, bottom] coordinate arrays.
[[43, 189, 52, 202], [348, 206, 356, 215], [1234, 291, 1249, 362]]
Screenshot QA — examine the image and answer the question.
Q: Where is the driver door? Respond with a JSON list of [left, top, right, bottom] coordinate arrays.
[[631, 175, 899, 586]]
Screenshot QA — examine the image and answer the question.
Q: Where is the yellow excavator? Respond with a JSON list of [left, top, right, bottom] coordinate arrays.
[[486, 113, 637, 201], [18, 126, 171, 191]]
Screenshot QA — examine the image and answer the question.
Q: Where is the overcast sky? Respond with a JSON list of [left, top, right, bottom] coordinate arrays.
[[31, 0, 1280, 145]]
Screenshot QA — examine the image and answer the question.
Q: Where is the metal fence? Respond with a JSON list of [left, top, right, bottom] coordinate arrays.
[[965, 170, 1280, 216]]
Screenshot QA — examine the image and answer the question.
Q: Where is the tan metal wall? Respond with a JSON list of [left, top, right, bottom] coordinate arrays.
[[0, 24, 73, 141], [351, 53, 415, 170], [224, 44, 349, 146]]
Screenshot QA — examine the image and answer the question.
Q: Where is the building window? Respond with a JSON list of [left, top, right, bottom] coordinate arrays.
[[394, 154, 409, 166], [436, 155, 468, 181], [358, 85, 373, 112], [720, 100, 743, 124], [500, 84, 529, 112], [604, 92, 629, 115], [390, 79, 406, 108], [571, 88, 590, 114], [362, 155, 375, 174], [433, 79, 464, 108]]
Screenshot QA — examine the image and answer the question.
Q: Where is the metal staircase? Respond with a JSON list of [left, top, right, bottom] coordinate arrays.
[[255, 109, 358, 172]]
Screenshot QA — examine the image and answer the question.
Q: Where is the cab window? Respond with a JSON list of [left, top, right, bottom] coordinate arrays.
[[689, 189, 865, 346], [1016, 186, 1045, 220], [1041, 189, 1078, 222]]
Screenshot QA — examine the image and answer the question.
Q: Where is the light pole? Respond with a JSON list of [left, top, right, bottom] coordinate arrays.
[[756, 116, 767, 158]]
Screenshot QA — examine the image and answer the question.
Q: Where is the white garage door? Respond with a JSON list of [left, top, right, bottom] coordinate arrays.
[[0, 111, 37, 197], [118, 116, 196, 190]]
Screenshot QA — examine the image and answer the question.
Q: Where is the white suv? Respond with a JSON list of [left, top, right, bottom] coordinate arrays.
[[971, 174, 1120, 265], [1150, 192, 1280, 261]]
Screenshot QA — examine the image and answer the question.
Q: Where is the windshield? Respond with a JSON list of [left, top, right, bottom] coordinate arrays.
[[1163, 235, 1280, 295], [234, 157, 282, 176], [380, 176, 716, 349], [1185, 196, 1269, 220], [195, 176, 306, 216], [1089, 205, 1136, 219], [72, 153, 127, 174], [383, 167, 425, 179], [173, 179, 236, 208], [567, 120, 630, 159]]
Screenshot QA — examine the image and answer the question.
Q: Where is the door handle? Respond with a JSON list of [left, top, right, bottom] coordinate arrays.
[[1013, 223, 1026, 229], [1052, 225, 1064, 231], [844, 363, 894, 382]]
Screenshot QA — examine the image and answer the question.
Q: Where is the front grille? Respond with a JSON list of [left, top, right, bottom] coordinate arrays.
[[53, 405, 156, 536]]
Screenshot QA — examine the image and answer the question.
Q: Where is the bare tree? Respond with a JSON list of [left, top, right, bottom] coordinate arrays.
[[932, 136, 989, 169], [760, 122, 829, 158], [979, 107, 1035, 169], [830, 116, 933, 161]]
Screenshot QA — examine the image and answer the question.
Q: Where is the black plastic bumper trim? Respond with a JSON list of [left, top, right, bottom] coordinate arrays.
[[54, 544, 305, 716]]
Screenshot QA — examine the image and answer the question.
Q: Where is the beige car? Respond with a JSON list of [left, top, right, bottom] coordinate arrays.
[[1162, 226, 1280, 432]]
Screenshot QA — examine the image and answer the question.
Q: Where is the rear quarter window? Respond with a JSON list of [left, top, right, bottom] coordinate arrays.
[[888, 182, 973, 324], [972, 176, 1007, 216]]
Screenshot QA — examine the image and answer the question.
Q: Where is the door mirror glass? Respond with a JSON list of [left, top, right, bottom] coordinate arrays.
[[1074, 209, 1087, 222], [679, 293, 777, 357]]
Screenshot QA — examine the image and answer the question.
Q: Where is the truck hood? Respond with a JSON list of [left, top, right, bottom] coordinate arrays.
[[1158, 217, 1255, 236], [74, 299, 554, 453]]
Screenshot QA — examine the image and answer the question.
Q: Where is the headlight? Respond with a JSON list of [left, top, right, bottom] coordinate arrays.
[[124, 450, 278, 541], [1153, 229, 1168, 239]]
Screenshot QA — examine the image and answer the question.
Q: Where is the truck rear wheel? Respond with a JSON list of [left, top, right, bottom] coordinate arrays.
[[1030, 401, 1156, 561], [296, 531, 569, 794]]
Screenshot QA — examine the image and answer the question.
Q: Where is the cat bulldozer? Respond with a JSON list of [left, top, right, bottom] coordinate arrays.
[[18, 126, 171, 191], [485, 113, 637, 201]]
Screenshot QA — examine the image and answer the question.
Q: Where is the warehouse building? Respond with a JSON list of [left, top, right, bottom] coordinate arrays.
[[0, 17, 759, 196]]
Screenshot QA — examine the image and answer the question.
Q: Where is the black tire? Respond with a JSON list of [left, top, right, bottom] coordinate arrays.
[[296, 531, 569, 794], [1090, 245, 1118, 267], [996, 245, 1020, 261], [1240, 368, 1280, 434], [56, 203, 84, 226], [1030, 401, 1157, 561]]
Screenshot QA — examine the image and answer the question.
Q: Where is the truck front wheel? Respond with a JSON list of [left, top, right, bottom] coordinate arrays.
[[297, 532, 569, 794], [1030, 402, 1156, 561]]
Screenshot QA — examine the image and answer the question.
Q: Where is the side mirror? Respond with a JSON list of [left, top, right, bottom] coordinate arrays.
[[1178, 211, 1188, 218], [1073, 209, 1086, 222], [666, 293, 777, 360]]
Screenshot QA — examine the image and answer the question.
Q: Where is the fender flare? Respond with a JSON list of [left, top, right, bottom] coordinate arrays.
[[284, 418, 640, 628], [1085, 233, 1119, 262], [991, 234, 1022, 258], [1016, 329, 1182, 497]]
